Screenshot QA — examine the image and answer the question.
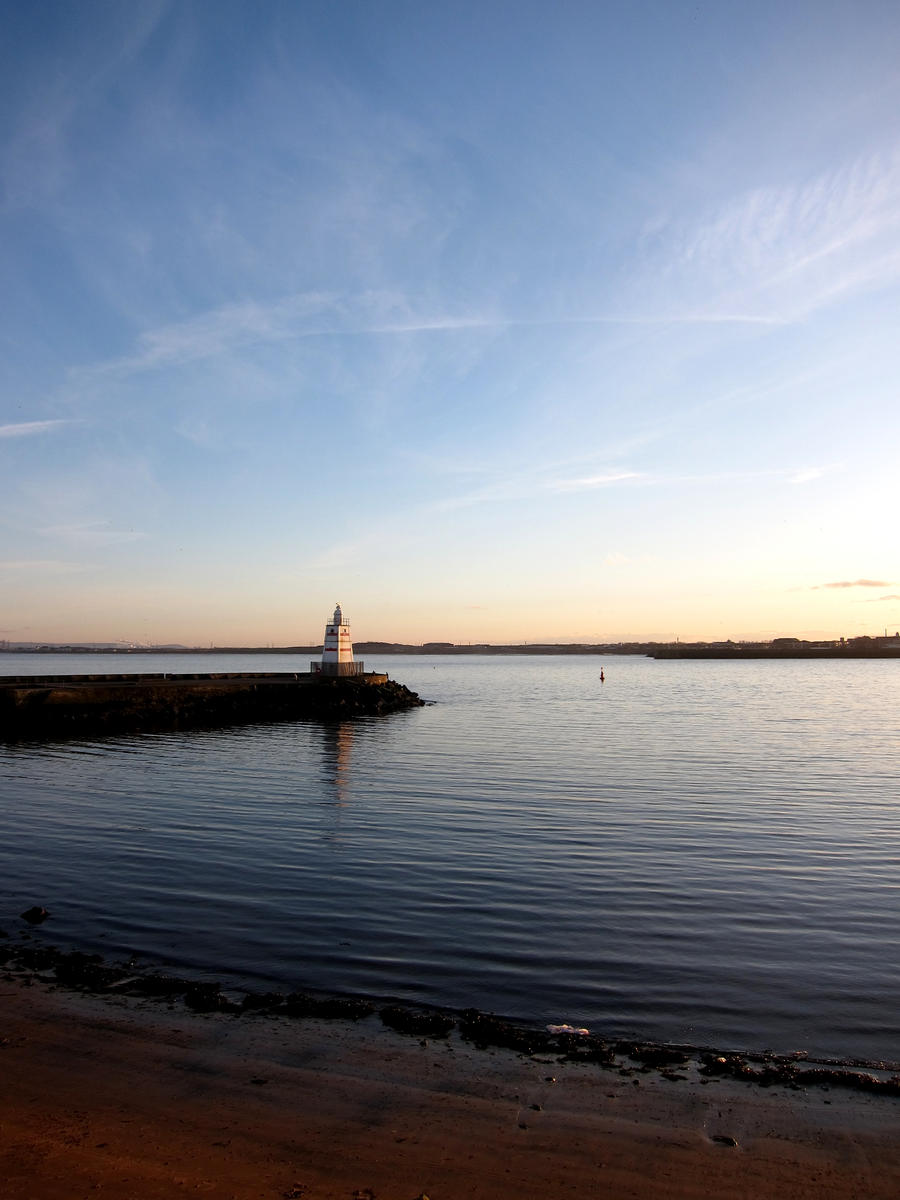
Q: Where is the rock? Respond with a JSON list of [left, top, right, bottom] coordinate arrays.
[[20, 906, 49, 925], [54, 950, 126, 990], [240, 990, 286, 1012], [128, 971, 192, 997], [624, 1044, 689, 1068], [561, 1035, 616, 1066], [15, 945, 58, 971], [284, 992, 374, 1020], [380, 1005, 456, 1038], [699, 1053, 756, 1080], [459, 1010, 554, 1056], [184, 981, 235, 1012]]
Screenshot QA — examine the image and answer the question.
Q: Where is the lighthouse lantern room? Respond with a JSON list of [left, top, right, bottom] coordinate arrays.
[[313, 603, 365, 677]]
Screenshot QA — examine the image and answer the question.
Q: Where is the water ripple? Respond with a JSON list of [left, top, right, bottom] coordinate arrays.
[[1, 653, 898, 1061]]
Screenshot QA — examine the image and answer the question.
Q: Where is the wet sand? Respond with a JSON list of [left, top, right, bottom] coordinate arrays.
[[2, 981, 899, 1198]]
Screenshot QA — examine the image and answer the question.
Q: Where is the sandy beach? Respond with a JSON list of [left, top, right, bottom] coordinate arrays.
[[2, 979, 899, 1199]]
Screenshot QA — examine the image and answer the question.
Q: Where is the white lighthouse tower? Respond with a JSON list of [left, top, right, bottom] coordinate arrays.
[[313, 602, 365, 677]]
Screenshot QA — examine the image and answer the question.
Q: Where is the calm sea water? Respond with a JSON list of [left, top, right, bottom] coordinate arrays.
[[1, 652, 898, 1064]]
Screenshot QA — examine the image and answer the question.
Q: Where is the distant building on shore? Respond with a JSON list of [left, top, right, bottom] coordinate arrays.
[[312, 603, 365, 677]]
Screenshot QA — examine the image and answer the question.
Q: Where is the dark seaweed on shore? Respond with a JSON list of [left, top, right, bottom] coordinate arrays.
[[4, 928, 899, 1097]]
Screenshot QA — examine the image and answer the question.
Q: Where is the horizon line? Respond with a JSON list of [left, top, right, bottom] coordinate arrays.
[[3, 633, 897, 652]]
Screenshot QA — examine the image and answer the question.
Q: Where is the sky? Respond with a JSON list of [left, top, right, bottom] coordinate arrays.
[[2, 0, 899, 646]]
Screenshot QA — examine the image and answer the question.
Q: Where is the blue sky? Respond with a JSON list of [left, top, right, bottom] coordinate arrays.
[[2, 0, 899, 645]]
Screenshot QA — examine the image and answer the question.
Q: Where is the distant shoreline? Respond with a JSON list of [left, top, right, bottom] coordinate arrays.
[[2, 639, 899, 659]]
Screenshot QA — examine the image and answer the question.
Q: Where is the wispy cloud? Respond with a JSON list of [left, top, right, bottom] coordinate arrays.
[[0, 560, 88, 573], [866, 594, 900, 602], [790, 466, 831, 485], [665, 150, 900, 321], [2, 1, 171, 213], [430, 457, 835, 519], [72, 290, 511, 382], [550, 464, 833, 494], [86, 293, 336, 376], [548, 471, 641, 493], [74, 286, 800, 388], [549, 312, 787, 327], [0, 420, 73, 439], [815, 579, 892, 589], [39, 521, 146, 547]]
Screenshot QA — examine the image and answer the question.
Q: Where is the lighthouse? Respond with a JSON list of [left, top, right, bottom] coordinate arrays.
[[313, 603, 365, 677]]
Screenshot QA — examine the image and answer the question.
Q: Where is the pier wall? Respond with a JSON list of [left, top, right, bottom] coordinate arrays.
[[0, 671, 419, 739]]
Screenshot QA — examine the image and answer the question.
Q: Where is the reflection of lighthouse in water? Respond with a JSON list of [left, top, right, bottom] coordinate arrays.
[[321, 721, 354, 811], [312, 603, 365, 677]]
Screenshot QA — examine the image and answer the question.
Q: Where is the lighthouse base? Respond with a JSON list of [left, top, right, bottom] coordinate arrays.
[[311, 661, 366, 677]]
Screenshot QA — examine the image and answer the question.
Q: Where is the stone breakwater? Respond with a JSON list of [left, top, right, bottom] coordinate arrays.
[[0, 671, 425, 739]]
